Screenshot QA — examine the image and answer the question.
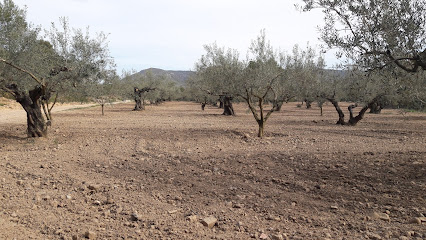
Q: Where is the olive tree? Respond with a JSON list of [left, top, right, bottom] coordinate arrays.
[[318, 67, 407, 125], [284, 44, 325, 109], [300, 0, 426, 72], [84, 70, 120, 115], [301, 0, 426, 123], [195, 43, 243, 116], [0, 0, 114, 137], [194, 31, 329, 137], [240, 30, 285, 137]]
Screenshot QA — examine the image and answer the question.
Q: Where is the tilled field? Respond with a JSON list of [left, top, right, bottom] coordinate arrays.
[[0, 101, 425, 239]]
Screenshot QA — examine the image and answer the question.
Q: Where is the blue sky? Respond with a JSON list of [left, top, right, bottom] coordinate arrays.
[[13, 0, 337, 74]]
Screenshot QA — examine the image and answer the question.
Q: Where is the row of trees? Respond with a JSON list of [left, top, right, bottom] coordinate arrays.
[[1, 0, 425, 138], [188, 31, 327, 137], [0, 0, 185, 136], [186, 0, 425, 137]]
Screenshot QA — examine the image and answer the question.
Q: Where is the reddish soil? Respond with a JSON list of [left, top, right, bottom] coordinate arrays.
[[0, 101, 425, 240]]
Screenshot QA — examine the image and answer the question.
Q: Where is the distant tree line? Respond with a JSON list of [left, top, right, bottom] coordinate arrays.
[[1, 0, 425, 138]]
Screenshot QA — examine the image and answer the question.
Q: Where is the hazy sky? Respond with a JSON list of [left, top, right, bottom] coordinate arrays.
[[13, 0, 335, 73]]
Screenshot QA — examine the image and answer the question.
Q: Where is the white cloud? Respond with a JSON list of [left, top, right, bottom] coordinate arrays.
[[13, 0, 336, 72]]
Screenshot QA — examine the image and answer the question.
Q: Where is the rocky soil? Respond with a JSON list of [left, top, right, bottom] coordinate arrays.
[[0, 101, 425, 240]]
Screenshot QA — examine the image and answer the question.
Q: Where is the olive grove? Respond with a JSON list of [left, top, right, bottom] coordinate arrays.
[[299, 0, 426, 122], [192, 31, 325, 137], [0, 0, 114, 137]]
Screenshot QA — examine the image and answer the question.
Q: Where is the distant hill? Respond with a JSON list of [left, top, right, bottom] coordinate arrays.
[[131, 68, 345, 87], [134, 68, 195, 86]]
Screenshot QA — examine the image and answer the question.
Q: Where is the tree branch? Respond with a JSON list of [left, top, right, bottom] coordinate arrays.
[[0, 58, 44, 86]]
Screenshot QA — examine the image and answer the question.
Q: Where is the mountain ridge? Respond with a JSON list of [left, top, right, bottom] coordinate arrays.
[[136, 68, 195, 86]]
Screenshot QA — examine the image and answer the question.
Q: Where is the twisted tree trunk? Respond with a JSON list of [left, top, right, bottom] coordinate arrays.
[[304, 98, 313, 109], [133, 87, 155, 111], [6, 84, 47, 137], [369, 102, 383, 114], [222, 95, 235, 116], [326, 97, 345, 125], [326, 96, 381, 126]]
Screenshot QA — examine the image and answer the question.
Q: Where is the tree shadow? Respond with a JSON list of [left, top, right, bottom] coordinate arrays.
[[0, 131, 27, 141]]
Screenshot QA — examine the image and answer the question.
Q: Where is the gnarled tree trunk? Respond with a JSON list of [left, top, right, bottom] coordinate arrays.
[[369, 102, 383, 114], [133, 87, 155, 111], [326, 97, 345, 125], [347, 103, 372, 126], [222, 95, 235, 116], [6, 84, 47, 137], [326, 96, 381, 126], [304, 98, 313, 109], [134, 98, 143, 111], [218, 96, 224, 109]]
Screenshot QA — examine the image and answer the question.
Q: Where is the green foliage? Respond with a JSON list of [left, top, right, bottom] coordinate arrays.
[[195, 42, 243, 97], [191, 30, 325, 108], [244, 29, 283, 101], [0, 1, 115, 102], [118, 69, 183, 104], [300, 0, 426, 72], [280, 44, 325, 104]]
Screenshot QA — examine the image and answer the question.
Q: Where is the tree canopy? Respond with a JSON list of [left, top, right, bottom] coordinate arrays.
[[0, 0, 114, 136], [300, 0, 426, 72]]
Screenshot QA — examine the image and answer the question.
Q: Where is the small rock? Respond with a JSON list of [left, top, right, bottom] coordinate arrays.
[[186, 215, 197, 222], [131, 212, 141, 221], [16, 180, 24, 185], [66, 195, 72, 200], [409, 217, 421, 224], [259, 233, 268, 239], [371, 212, 390, 221], [93, 200, 101, 205], [201, 216, 217, 228], [267, 215, 281, 221], [84, 231, 96, 239], [87, 184, 100, 192], [105, 196, 114, 204], [233, 203, 244, 208], [330, 205, 338, 210], [413, 232, 423, 238], [367, 232, 382, 240], [168, 209, 179, 214]]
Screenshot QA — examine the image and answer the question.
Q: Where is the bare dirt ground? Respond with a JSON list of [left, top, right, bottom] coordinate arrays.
[[0, 101, 425, 240], [0, 97, 98, 125]]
